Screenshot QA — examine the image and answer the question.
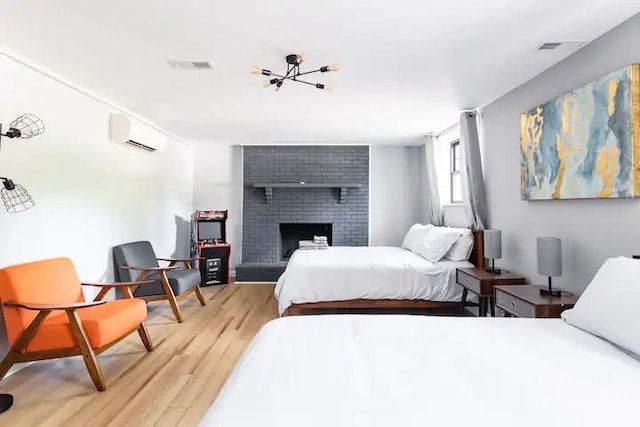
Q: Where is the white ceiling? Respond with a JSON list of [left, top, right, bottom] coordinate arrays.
[[1, 1, 639, 145]]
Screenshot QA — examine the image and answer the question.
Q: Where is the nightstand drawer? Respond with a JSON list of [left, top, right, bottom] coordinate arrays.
[[456, 270, 481, 294], [496, 289, 535, 318]]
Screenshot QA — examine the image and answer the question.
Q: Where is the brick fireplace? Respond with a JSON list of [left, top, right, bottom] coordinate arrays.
[[236, 145, 369, 281]]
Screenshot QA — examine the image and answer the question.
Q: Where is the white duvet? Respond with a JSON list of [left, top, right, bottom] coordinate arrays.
[[201, 315, 640, 427], [274, 246, 471, 314]]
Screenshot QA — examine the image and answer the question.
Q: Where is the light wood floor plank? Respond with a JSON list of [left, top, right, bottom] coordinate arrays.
[[0, 284, 278, 427]]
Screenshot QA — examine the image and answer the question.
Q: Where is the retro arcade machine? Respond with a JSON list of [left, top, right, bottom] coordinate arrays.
[[191, 210, 230, 285]]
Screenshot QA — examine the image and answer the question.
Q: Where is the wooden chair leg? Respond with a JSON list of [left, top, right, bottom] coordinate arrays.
[[194, 285, 206, 306], [137, 323, 153, 352], [0, 353, 16, 382], [0, 310, 51, 382], [160, 271, 183, 323], [66, 309, 106, 391]]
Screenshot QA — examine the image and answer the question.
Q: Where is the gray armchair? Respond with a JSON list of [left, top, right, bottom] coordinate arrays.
[[113, 241, 205, 323]]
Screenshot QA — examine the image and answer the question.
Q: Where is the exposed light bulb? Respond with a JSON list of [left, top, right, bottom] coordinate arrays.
[[250, 66, 262, 75], [315, 83, 333, 92], [328, 62, 340, 72], [296, 53, 307, 64], [263, 78, 279, 88]]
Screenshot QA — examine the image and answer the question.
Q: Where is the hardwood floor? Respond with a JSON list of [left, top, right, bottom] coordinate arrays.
[[0, 284, 278, 427]]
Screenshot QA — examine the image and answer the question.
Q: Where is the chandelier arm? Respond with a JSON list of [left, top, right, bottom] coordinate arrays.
[[287, 78, 319, 87], [294, 69, 323, 77]]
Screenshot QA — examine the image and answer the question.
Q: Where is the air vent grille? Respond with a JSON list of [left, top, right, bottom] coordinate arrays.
[[538, 42, 563, 50], [124, 139, 157, 152], [168, 59, 215, 70]]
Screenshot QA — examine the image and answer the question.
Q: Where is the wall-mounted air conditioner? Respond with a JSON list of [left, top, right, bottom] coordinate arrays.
[[109, 113, 167, 152]]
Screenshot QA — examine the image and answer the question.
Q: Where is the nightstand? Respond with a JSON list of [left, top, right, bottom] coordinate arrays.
[[494, 285, 579, 318], [457, 267, 526, 317]]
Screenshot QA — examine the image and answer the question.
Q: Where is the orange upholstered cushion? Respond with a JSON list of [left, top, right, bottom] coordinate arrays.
[[0, 258, 84, 346], [25, 298, 147, 352]]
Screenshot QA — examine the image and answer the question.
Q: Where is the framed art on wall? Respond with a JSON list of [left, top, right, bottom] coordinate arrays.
[[520, 65, 640, 200]]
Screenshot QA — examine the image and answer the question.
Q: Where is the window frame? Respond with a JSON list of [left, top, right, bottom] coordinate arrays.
[[450, 140, 463, 204]]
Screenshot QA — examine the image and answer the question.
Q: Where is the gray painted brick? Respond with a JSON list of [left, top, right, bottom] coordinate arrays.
[[242, 145, 369, 263]]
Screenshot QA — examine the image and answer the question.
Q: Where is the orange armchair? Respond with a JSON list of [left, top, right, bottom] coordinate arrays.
[[0, 257, 153, 391]]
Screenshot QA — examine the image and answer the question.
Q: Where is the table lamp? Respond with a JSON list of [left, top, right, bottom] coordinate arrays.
[[537, 237, 562, 296], [484, 229, 502, 274]]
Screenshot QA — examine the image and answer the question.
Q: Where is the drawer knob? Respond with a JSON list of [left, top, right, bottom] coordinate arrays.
[[511, 302, 516, 308]]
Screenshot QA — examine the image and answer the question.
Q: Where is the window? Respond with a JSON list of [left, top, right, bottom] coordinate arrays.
[[450, 140, 462, 203]]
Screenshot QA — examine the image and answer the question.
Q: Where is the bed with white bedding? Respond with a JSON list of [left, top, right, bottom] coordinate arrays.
[[275, 246, 473, 314], [200, 314, 640, 427]]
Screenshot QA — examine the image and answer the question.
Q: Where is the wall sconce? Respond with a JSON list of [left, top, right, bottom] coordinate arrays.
[[0, 114, 45, 142], [0, 177, 35, 213], [0, 114, 45, 214]]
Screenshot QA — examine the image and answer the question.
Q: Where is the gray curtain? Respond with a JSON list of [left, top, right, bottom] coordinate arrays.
[[423, 134, 442, 225], [460, 111, 488, 229]]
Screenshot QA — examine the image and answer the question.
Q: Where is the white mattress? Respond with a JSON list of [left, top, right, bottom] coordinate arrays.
[[274, 246, 472, 314], [200, 315, 640, 427]]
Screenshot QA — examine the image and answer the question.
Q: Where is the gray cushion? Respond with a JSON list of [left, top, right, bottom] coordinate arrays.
[[132, 269, 201, 298], [113, 241, 159, 282], [113, 241, 201, 298]]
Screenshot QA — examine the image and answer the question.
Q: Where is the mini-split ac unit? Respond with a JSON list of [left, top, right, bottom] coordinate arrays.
[[109, 113, 167, 152]]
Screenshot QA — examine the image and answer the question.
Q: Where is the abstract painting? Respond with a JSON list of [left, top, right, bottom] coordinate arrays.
[[520, 65, 640, 200]]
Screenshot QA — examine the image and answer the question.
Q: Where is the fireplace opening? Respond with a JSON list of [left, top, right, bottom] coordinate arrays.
[[280, 223, 333, 260]]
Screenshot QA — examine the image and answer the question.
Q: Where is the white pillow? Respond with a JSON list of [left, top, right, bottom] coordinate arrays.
[[562, 257, 640, 358], [401, 224, 433, 253], [444, 227, 474, 261], [414, 227, 463, 263]]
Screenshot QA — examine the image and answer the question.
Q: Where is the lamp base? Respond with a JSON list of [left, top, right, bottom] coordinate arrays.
[[539, 287, 562, 297], [0, 393, 13, 413], [485, 268, 502, 275]]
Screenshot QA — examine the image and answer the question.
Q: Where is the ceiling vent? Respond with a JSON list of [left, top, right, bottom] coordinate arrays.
[[538, 42, 563, 50], [168, 59, 215, 70]]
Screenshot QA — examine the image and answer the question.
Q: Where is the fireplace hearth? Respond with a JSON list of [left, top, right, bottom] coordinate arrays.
[[236, 145, 368, 282]]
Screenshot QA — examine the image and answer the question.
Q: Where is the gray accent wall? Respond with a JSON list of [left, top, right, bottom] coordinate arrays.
[[242, 146, 369, 263], [369, 145, 427, 245], [481, 13, 640, 294]]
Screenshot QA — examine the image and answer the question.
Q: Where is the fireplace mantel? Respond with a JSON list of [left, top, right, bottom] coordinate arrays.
[[252, 182, 362, 204]]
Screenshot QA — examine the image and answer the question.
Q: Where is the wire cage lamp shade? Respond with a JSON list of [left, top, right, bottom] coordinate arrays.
[[1, 178, 35, 213], [5, 114, 45, 139]]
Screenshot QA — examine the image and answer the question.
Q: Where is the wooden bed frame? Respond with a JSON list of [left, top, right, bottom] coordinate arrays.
[[282, 230, 485, 316]]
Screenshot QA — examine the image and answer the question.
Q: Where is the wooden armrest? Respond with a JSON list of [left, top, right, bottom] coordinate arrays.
[[4, 300, 107, 311], [82, 280, 153, 288], [120, 265, 179, 272], [157, 257, 203, 262]]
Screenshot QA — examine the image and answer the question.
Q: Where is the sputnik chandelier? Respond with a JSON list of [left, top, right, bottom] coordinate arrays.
[[250, 54, 339, 91]]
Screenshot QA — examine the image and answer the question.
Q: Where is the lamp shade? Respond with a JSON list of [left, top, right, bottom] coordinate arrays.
[[483, 229, 502, 259], [537, 237, 562, 277]]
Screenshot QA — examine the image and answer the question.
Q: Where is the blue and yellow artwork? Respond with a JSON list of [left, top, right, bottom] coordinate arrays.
[[520, 65, 640, 200]]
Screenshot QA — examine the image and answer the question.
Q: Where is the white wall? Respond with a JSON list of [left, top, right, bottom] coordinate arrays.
[[0, 54, 194, 295], [193, 144, 243, 270], [370, 145, 426, 246], [481, 13, 640, 293]]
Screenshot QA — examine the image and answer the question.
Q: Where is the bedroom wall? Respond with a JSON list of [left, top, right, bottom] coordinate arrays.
[[369, 145, 426, 245], [192, 143, 244, 270], [481, 13, 640, 294], [192, 144, 427, 267], [0, 53, 194, 300]]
